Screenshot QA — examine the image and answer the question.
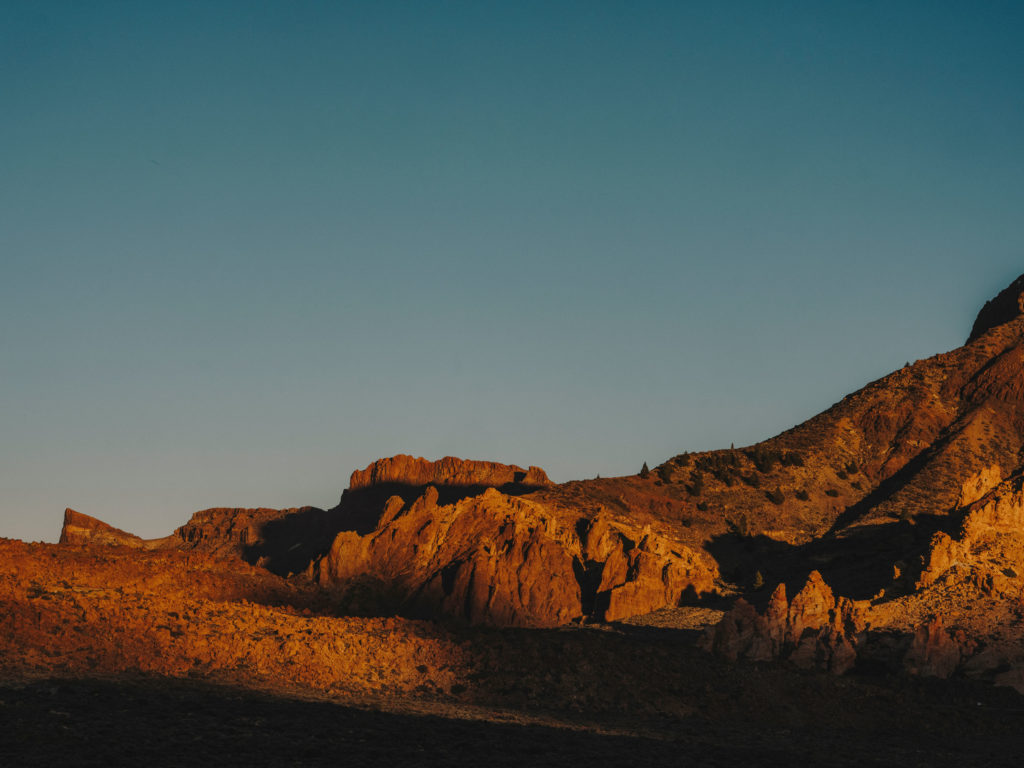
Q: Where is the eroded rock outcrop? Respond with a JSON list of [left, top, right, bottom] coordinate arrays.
[[702, 571, 865, 674], [59, 508, 151, 548], [917, 472, 1024, 597], [349, 455, 551, 491], [316, 488, 716, 627], [903, 617, 964, 679]]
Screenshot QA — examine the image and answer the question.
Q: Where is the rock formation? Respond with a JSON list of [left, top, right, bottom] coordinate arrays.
[[59, 508, 152, 548], [702, 571, 865, 674], [316, 487, 716, 627], [917, 471, 1024, 597], [968, 273, 1024, 343], [45, 274, 1024, 688], [903, 617, 964, 679], [348, 455, 551, 491]]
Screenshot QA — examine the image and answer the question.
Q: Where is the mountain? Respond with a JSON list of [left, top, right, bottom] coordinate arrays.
[[52, 274, 1024, 681]]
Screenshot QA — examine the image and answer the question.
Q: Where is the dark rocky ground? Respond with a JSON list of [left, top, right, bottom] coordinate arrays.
[[2, 672, 1024, 767]]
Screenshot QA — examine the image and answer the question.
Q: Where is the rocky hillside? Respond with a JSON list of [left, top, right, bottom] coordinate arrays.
[[52, 275, 1024, 673]]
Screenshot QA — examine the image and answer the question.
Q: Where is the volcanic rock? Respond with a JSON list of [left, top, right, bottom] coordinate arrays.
[[59, 508, 150, 548], [904, 618, 962, 679], [349, 455, 551, 491], [968, 273, 1024, 343], [702, 571, 865, 674], [316, 488, 716, 627]]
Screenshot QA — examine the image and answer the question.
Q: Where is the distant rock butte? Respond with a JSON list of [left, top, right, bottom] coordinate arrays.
[[59, 508, 151, 548], [348, 455, 551, 491]]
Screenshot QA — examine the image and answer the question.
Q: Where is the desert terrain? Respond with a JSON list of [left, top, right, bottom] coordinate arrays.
[[6, 275, 1024, 765]]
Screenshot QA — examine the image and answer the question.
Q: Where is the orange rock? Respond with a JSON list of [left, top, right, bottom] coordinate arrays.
[[904, 617, 961, 679], [59, 508, 148, 548], [318, 488, 716, 627], [348, 455, 551, 491], [787, 570, 834, 644], [703, 572, 862, 675]]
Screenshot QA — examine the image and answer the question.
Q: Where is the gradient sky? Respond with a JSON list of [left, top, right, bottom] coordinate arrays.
[[3, 1, 1023, 542]]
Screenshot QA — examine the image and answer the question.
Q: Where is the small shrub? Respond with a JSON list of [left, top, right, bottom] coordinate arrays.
[[639, 462, 650, 479], [782, 451, 804, 467], [825, 489, 839, 497], [794, 488, 809, 501], [766, 488, 785, 505], [741, 473, 761, 488], [845, 460, 860, 475], [696, 501, 709, 512]]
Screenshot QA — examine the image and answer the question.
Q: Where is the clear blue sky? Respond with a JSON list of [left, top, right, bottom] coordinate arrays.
[[2, 1, 1023, 542]]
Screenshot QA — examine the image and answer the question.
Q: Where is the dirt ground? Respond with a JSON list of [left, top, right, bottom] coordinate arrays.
[[2, 665, 1024, 768]]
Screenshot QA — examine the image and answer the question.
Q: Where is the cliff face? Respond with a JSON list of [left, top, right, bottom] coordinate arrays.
[[315, 486, 717, 627], [348, 455, 551, 491], [59, 508, 151, 548]]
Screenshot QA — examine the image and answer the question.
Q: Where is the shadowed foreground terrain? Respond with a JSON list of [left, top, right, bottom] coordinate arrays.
[[3, 667, 1024, 767]]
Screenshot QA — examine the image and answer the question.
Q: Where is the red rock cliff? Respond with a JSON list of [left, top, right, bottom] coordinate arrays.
[[59, 508, 149, 548], [349, 455, 551, 491]]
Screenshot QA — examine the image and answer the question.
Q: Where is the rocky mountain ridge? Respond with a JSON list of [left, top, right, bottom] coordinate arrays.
[[49, 273, 1024, 687]]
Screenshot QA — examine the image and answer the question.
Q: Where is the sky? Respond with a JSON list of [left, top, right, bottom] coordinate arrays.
[[2, 1, 1023, 542]]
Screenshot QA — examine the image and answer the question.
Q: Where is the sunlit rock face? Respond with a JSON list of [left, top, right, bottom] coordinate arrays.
[[59, 508, 148, 548], [316, 487, 717, 627], [348, 454, 551, 491], [701, 572, 865, 675]]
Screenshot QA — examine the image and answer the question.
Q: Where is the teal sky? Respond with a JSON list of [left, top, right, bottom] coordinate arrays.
[[3, 1, 1023, 542]]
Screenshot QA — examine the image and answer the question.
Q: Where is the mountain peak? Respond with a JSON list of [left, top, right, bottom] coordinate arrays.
[[968, 273, 1024, 343]]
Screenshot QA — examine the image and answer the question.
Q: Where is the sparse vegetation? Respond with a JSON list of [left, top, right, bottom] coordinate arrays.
[[744, 446, 804, 472], [639, 462, 650, 479], [825, 489, 839, 497], [795, 488, 810, 501], [766, 488, 785, 505]]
